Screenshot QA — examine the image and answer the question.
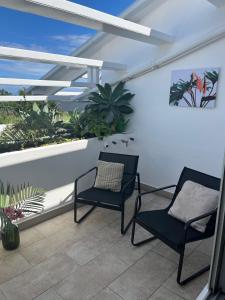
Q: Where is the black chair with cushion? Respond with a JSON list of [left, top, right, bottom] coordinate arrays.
[[131, 167, 220, 285], [74, 152, 141, 234]]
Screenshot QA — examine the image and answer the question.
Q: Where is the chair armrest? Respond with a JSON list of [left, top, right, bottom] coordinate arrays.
[[184, 209, 217, 231], [74, 167, 97, 197], [133, 184, 176, 217], [75, 167, 97, 182]]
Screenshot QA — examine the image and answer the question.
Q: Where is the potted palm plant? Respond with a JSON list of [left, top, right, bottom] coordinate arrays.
[[0, 181, 45, 250]]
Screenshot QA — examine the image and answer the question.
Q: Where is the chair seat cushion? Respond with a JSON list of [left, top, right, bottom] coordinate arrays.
[[77, 187, 123, 207], [136, 209, 207, 251]]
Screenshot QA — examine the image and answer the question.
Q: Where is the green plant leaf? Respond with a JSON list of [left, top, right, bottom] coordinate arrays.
[[43, 104, 49, 114], [104, 83, 112, 98], [0, 181, 45, 218], [32, 102, 41, 114], [119, 106, 134, 114]]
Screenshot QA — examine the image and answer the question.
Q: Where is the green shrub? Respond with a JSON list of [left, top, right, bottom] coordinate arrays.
[[0, 82, 135, 152]]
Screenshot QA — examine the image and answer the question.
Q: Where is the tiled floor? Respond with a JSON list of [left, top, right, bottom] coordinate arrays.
[[0, 193, 213, 300]]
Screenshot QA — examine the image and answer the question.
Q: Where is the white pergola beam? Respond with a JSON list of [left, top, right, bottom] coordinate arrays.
[[207, 0, 225, 7], [0, 95, 88, 102], [87, 67, 100, 85], [0, 0, 173, 45], [0, 77, 94, 88], [0, 46, 126, 70], [26, 0, 174, 44], [0, 96, 48, 102]]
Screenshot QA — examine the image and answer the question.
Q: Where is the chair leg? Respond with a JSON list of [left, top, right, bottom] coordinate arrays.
[[74, 201, 96, 224], [121, 186, 143, 236], [131, 219, 157, 246], [177, 246, 210, 286], [121, 204, 134, 235], [137, 173, 142, 209]]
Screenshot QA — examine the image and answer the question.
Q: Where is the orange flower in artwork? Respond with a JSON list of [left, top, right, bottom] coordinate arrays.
[[196, 75, 203, 92], [202, 77, 207, 96]]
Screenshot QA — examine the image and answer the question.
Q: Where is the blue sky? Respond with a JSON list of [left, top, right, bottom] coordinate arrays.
[[0, 0, 135, 94]]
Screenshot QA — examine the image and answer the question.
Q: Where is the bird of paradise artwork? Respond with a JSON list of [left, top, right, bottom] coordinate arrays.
[[169, 68, 220, 108]]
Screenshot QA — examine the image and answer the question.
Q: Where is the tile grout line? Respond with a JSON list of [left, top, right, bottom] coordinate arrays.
[[104, 247, 177, 300], [108, 286, 126, 300], [0, 255, 33, 286], [148, 285, 187, 300], [0, 286, 9, 300]]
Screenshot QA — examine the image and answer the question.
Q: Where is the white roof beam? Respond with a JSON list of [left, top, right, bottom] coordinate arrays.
[[207, 0, 225, 7], [0, 0, 173, 45], [102, 25, 173, 45], [87, 67, 100, 85], [0, 46, 126, 70], [29, 68, 87, 96], [0, 77, 94, 88]]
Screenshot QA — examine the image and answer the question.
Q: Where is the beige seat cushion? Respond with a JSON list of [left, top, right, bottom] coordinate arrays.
[[94, 160, 124, 192], [168, 180, 218, 232]]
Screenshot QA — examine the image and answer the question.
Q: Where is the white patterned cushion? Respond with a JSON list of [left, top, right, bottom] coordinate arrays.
[[168, 180, 218, 233], [94, 160, 124, 192]]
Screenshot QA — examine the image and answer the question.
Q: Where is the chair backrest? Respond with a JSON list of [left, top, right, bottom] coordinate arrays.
[[169, 167, 221, 234], [98, 152, 139, 196]]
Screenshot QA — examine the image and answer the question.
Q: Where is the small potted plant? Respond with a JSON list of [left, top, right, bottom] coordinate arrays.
[[0, 181, 45, 250]]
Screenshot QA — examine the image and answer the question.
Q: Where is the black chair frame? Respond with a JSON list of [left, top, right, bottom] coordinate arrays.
[[74, 152, 141, 235], [131, 167, 220, 285]]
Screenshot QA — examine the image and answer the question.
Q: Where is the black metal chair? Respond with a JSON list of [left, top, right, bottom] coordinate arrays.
[[74, 152, 141, 234], [131, 167, 220, 285]]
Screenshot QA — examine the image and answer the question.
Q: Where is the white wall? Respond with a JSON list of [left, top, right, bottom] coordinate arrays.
[[83, 0, 225, 187], [127, 38, 225, 186]]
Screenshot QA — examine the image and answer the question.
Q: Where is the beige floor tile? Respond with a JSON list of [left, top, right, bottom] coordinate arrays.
[[148, 287, 185, 300], [66, 236, 105, 265], [53, 210, 74, 225], [107, 233, 158, 266], [0, 252, 31, 284], [0, 253, 77, 300], [55, 253, 129, 300], [0, 289, 7, 300], [163, 251, 210, 300], [20, 227, 45, 248], [163, 267, 209, 300], [91, 287, 124, 300], [24, 253, 77, 289], [34, 217, 69, 237], [85, 207, 118, 224], [0, 245, 19, 259], [0, 270, 39, 300], [34, 289, 64, 300], [197, 237, 214, 257], [0, 195, 210, 300], [185, 249, 211, 269], [109, 250, 176, 300], [19, 226, 81, 265], [151, 240, 201, 265], [92, 223, 122, 242]]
